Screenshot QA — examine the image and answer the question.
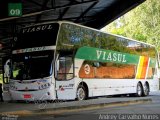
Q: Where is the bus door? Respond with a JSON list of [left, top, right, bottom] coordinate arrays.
[[55, 55, 76, 100]]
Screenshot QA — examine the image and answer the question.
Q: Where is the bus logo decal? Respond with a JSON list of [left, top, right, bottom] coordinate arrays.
[[84, 64, 90, 74]]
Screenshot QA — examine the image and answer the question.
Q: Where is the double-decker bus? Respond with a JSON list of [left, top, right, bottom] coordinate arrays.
[[5, 21, 159, 101]]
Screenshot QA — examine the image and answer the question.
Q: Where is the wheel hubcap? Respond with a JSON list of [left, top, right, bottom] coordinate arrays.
[[77, 88, 85, 100], [144, 84, 149, 95], [137, 85, 142, 96]]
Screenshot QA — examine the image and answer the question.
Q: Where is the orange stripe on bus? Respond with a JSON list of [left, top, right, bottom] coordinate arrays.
[[136, 56, 149, 79], [140, 57, 149, 79]]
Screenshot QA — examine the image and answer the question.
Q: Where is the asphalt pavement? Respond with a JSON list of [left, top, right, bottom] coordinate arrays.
[[1, 91, 158, 116]]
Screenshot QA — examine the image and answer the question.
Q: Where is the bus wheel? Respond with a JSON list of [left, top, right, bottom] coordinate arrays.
[[136, 82, 143, 97], [143, 83, 149, 96], [77, 85, 87, 100]]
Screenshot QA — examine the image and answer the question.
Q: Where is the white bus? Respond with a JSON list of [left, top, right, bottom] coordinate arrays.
[[6, 21, 159, 101]]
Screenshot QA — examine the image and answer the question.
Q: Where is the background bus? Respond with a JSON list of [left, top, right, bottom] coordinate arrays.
[[4, 21, 159, 101]]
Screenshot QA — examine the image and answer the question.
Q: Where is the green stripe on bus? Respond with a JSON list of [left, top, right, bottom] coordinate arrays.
[[75, 46, 152, 66]]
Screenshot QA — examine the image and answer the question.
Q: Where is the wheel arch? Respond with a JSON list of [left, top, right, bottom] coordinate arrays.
[[142, 81, 150, 96], [136, 81, 143, 97], [77, 82, 89, 98], [137, 81, 143, 90], [144, 81, 150, 92], [138, 81, 143, 86]]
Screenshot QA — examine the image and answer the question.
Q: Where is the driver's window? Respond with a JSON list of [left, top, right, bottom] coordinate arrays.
[[57, 56, 74, 80]]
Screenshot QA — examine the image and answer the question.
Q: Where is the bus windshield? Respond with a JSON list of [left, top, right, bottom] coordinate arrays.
[[11, 51, 53, 80]]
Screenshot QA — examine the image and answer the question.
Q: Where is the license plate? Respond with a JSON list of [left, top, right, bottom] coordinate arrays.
[[23, 94, 32, 99]]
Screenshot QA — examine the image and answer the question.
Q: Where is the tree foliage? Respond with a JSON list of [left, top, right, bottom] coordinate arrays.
[[103, 0, 160, 50]]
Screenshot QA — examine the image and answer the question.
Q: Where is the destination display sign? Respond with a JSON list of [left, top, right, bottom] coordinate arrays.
[[12, 46, 56, 54]]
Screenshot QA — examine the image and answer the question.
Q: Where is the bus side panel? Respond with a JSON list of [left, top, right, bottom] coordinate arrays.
[[147, 79, 159, 91], [56, 79, 77, 100], [82, 79, 138, 97]]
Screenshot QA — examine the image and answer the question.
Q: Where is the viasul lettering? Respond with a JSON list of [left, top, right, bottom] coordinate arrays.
[[96, 50, 127, 63], [22, 24, 52, 33]]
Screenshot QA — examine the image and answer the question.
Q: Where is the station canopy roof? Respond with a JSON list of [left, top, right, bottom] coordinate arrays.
[[0, 0, 145, 72]]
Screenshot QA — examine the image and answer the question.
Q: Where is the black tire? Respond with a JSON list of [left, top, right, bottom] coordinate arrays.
[[76, 85, 87, 100], [143, 83, 149, 96], [136, 82, 143, 97]]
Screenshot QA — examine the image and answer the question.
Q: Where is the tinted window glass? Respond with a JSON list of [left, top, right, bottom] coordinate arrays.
[[79, 61, 136, 79], [13, 23, 59, 49], [11, 51, 53, 80], [58, 23, 156, 58]]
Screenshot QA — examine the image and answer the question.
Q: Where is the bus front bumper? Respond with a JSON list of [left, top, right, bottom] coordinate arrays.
[[9, 88, 56, 101]]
